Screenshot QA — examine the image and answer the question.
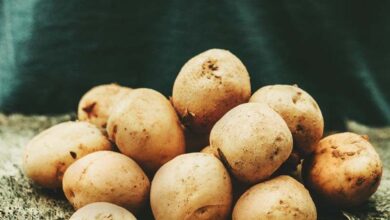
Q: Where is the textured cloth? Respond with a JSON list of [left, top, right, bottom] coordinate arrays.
[[0, 1, 389, 130], [0, 114, 389, 219]]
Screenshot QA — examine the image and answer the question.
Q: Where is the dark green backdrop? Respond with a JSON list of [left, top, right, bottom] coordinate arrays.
[[0, 0, 389, 130]]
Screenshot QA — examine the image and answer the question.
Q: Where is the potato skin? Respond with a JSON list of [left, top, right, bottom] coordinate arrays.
[[63, 151, 150, 213], [106, 88, 185, 172], [23, 121, 112, 189], [302, 132, 383, 207], [233, 175, 317, 220], [78, 83, 132, 129], [172, 49, 251, 133], [210, 103, 293, 183], [200, 145, 220, 159], [249, 85, 323, 155], [150, 153, 232, 220], [69, 202, 136, 220]]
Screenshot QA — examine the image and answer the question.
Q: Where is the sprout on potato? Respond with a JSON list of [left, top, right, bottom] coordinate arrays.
[[23, 121, 112, 188], [172, 49, 251, 133], [303, 132, 383, 207]]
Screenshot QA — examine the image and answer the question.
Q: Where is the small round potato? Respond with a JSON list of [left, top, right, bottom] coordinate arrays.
[[69, 202, 136, 220], [303, 132, 383, 207], [78, 83, 132, 129], [63, 151, 150, 213], [172, 49, 251, 133], [106, 88, 185, 172], [151, 153, 232, 220], [210, 103, 293, 183], [249, 85, 324, 155], [23, 121, 112, 188], [233, 175, 317, 220], [200, 145, 220, 159]]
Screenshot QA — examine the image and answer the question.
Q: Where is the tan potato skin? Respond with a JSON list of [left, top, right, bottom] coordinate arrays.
[[210, 103, 293, 183], [78, 83, 132, 129], [106, 88, 185, 172], [200, 145, 220, 159], [249, 85, 324, 155], [150, 153, 232, 220], [233, 175, 317, 220], [63, 151, 150, 213], [303, 132, 383, 207], [69, 202, 137, 220], [23, 121, 112, 189], [172, 49, 251, 133]]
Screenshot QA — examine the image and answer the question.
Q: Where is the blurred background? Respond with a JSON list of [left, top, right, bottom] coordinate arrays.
[[0, 0, 389, 130]]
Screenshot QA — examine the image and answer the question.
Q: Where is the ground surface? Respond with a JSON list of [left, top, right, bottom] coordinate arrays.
[[0, 114, 388, 220]]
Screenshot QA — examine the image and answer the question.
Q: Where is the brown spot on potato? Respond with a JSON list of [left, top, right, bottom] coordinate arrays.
[[292, 92, 302, 104], [68, 189, 75, 198], [56, 162, 66, 180], [82, 102, 97, 118], [203, 59, 219, 72], [70, 151, 77, 159], [296, 124, 304, 133], [361, 135, 369, 141], [356, 177, 365, 186]]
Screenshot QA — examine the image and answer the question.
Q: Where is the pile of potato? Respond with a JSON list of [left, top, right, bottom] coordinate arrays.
[[23, 49, 383, 220]]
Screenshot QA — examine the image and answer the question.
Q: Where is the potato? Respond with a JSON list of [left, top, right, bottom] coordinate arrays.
[[172, 49, 251, 133], [150, 153, 232, 220], [233, 175, 317, 220], [63, 151, 150, 213], [210, 103, 293, 183], [249, 85, 323, 155], [106, 88, 185, 172], [69, 202, 136, 220], [23, 121, 112, 189], [302, 132, 383, 207], [78, 83, 132, 129], [200, 145, 220, 159]]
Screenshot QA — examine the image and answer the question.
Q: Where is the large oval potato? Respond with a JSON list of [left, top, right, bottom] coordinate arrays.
[[151, 153, 232, 220], [70, 202, 136, 220], [107, 88, 185, 172], [63, 151, 150, 213], [78, 83, 132, 129], [210, 103, 293, 183], [172, 49, 251, 133], [303, 132, 383, 207], [249, 85, 323, 155], [23, 121, 112, 188], [233, 175, 317, 220]]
